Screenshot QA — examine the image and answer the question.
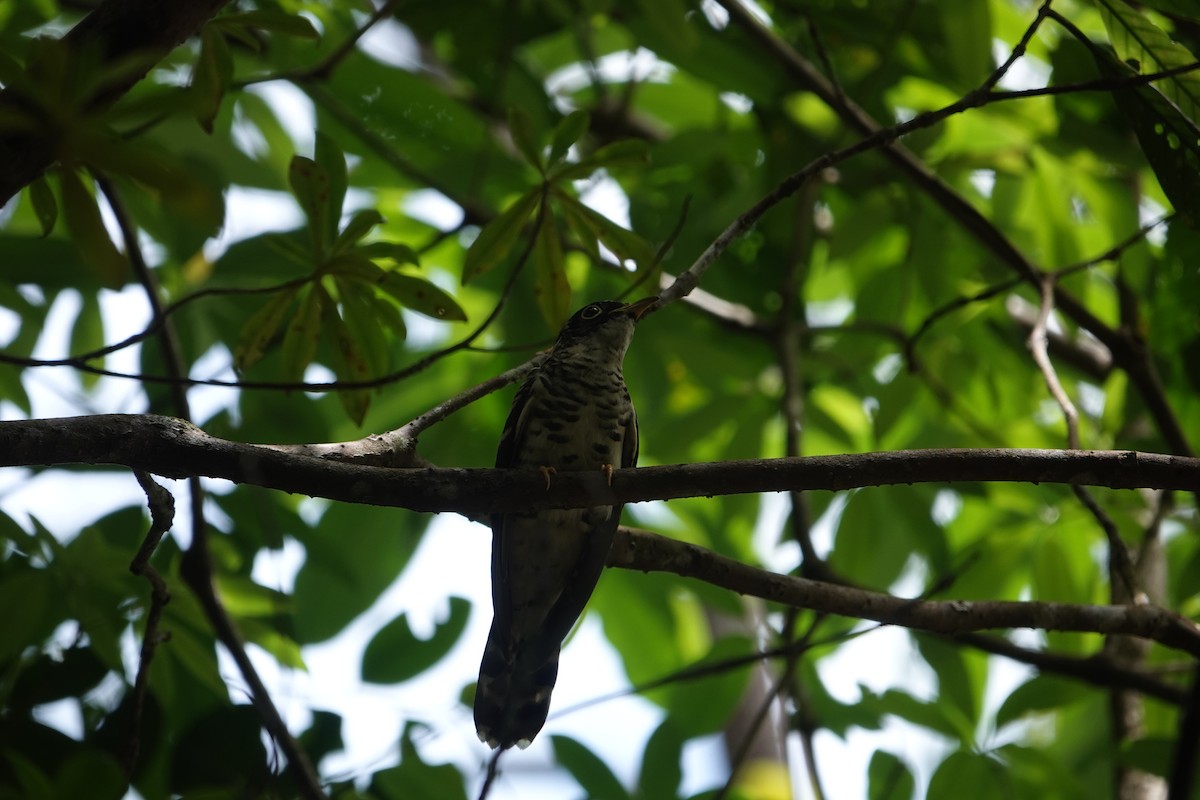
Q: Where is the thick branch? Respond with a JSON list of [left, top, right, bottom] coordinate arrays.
[[608, 529, 1200, 657], [0, 415, 1197, 514]]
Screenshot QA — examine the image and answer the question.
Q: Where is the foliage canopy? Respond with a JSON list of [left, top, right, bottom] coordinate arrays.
[[1, 0, 1199, 798]]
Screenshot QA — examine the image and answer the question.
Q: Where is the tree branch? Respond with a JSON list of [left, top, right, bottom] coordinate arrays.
[[608, 529, 1200, 657], [0, 415, 1197, 512]]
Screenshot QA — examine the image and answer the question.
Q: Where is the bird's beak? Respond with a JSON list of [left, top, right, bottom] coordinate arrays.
[[619, 296, 659, 322]]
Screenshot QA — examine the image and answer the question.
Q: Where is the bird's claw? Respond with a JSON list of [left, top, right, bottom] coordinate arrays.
[[601, 464, 614, 486], [539, 466, 557, 490]]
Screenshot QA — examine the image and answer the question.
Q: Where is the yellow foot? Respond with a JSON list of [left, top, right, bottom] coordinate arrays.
[[601, 464, 614, 485], [539, 466, 557, 490]]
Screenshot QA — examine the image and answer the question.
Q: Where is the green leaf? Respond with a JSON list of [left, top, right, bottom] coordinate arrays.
[[335, 276, 390, 375], [554, 190, 655, 268], [462, 188, 541, 283], [361, 597, 471, 684], [637, 720, 685, 800], [995, 675, 1091, 729], [289, 155, 332, 257], [927, 752, 1008, 800], [27, 175, 57, 237], [553, 736, 631, 800], [1121, 737, 1174, 778], [378, 271, 468, 321], [316, 131, 348, 244], [939, 3, 992, 89], [508, 105, 544, 171], [357, 240, 420, 266], [1096, 46, 1200, 224], [549, 139, 649, 182], [69, 291, 105, 387], [372, 723, 469, 800], [334, 209, 385, 252], [59, 169, 127, 288], [191, 26, 233, 133], [234, 286, 301, 372], [868, 750, 916, 800], [280, 283, 324, 382], [1095, 0, 1200, 128], [532, 211, 571, 329], [320, 286, 372, 423], [293, 506, 424, 645], [859, 688, 973, 744], [216, 10, 321, 39], [549, 110, 591, 166]]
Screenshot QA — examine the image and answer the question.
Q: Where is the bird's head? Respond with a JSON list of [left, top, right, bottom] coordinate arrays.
[[550, 297, 658, 360]]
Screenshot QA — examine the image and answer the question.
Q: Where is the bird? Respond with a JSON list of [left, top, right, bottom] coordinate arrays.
[[474, 296, 658, 750]]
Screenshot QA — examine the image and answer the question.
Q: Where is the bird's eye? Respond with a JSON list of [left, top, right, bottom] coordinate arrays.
[[580, 305, 602, 320]]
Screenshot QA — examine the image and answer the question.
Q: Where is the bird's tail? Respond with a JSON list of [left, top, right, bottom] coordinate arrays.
[[473, 625, 560, 750]]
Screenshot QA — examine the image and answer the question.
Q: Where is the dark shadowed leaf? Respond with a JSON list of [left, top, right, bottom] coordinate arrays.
[[361, 596, 471, 684]]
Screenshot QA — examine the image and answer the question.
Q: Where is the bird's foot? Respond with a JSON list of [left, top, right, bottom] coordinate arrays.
[[539, 466, 557, 490], [601, 463, 614, 486]]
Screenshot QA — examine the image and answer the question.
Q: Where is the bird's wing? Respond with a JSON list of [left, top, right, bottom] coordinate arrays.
[[622, 401, 639, 469], [533, 404, 636, 660], [489, 372, 539, 642]]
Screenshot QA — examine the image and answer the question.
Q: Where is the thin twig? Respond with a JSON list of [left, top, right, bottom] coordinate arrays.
[[123, 471, 174, 784], [1027, 276, 1137, 596], [477, 750, 503, 800]]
